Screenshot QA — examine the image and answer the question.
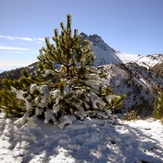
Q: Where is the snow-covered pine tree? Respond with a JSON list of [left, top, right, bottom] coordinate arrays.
[[0, 14, 125, 128]]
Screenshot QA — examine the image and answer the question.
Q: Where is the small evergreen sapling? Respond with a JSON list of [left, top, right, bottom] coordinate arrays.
[[0, 14, 126, 128], [153, 92, 163, 121]]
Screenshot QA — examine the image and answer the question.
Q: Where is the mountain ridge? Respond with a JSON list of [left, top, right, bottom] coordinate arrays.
[[81, 32, 163, 68]]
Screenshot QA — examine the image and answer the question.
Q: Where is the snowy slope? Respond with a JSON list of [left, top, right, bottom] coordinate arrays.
[[81, 33, 163, 68], [81, 33, 122, 66], [99, 63, 163, 117], [0, 113, 163, 163], [117, 53, 163, 68]]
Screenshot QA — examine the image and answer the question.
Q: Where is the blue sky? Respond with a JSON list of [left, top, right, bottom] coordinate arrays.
[[0, 0, 163, 71]]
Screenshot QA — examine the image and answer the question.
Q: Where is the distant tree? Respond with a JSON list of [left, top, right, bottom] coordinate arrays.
[[0, 15, 125, 128], [153, 92, 163, 120]]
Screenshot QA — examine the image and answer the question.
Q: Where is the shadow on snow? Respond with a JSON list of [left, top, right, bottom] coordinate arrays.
[[0, 117, 163, 163]]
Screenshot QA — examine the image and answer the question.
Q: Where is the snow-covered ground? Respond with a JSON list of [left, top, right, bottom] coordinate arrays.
[[0, 113, 163, 163]]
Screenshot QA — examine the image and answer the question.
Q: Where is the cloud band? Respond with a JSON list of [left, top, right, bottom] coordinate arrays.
[[0, 35, 44, 42]]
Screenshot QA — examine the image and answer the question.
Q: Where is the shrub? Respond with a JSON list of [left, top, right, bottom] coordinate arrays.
[[153, 92, 163, 120], [123, 110, 140, 121]]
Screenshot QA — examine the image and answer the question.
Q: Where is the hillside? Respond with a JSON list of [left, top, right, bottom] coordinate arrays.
[[151, 62, 163, 77], [99, 63, 163, 118]]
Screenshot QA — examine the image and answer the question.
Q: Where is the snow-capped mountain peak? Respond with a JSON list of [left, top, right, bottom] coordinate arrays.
[[81, 33, 122, 66], [81, 33, 163, 68]]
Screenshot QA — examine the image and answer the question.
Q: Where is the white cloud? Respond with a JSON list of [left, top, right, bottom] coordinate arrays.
[[36, 41, 44, 44], [0, 60, 35, 72], [0, 60, 34, 67], [0, 35, 44, 42], [0, 46, 30, 50]]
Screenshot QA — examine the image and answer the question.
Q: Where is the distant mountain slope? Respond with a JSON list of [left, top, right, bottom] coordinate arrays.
[[151, 62, 163, 77], [99, 63, 163, 117], [81, 33, 122, 66], [81, 33, 163, 68]]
